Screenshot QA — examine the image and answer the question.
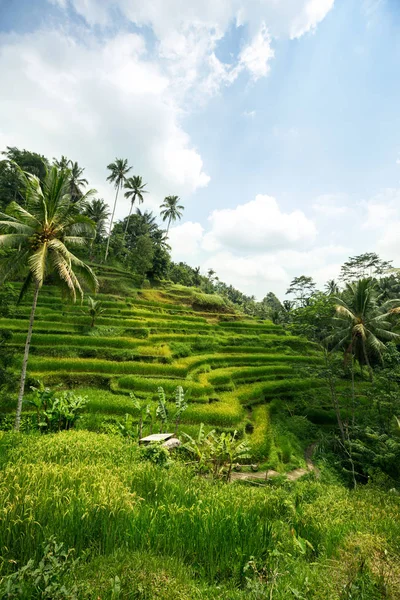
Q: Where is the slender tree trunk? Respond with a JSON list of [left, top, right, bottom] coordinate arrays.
[[350, 355, 356, 427], [123, 197, 134, 240], [166, 216, 172, 235], [362, 342, 374, 382], [324, 350, 346, 444], [14, 282, 40, 431], [105, 186, 119, 262]]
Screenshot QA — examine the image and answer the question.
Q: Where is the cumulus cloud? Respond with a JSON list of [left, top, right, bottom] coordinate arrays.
[[238, 23, 274, 80], [0, 29, 209, 219], [169, 221, 204, 261], [202, 194, 316, 253], [50, 0, 334, 96]]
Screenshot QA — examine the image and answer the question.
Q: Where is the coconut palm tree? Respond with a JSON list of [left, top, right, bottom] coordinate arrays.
[[0, 165, 98, 430], [105, 158, 131, 261], [327, 278, 400, 380], [53, 155, 70, 170], [123, 175, 148, 238], [325, 279, 339, 295], [68, 161, 88, 202], [84, 198, 110, 239], [160, 195, 184, 235]]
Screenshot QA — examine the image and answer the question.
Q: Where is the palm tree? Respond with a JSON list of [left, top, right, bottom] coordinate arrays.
[[135, 208, 158, 235], [0, 165, 98, 430], [68, 161, 88, 202], [160, 195, 184, 235], [84, 198, 110, 239], [325, 279, 339, 295], [123, 176, 148, 238], [327, 278, 400, 380], [105, 158, 132, 261], [53, 155, 69, 170]]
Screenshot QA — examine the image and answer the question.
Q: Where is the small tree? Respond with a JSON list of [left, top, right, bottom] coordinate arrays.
[[183, 425, 251, 482], [286, 276, 316, 308], [86, 296, 106, 327]]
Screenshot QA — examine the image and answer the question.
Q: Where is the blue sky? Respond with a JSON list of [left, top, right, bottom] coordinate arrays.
[[1, 0, 400, 298]]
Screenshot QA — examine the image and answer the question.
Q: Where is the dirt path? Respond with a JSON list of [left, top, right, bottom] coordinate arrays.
[[231, 444, 319, 483]]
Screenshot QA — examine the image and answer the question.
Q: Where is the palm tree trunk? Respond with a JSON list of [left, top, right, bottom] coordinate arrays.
[[123, 198, 134, 240], [105, 186, 119, 262], [362, 342, 374, 382], [166, 216, 172, 235], [14, 281, 40, 431]]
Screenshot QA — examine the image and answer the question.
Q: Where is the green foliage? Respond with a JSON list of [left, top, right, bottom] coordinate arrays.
[[192, 292, 229, 313], [85, 296, 106, 327], [183, 425, 251, 481], [28, 384, 88, 432], [140, 443, 171, 467], [0, 537, 78, 599]]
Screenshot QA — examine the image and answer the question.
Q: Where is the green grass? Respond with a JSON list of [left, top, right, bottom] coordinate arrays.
[[1, 431, 400, 598], [10, 332, 141, 349], [25, 357, 187, 377], [113, 376, 212, 399], [238, 378, 325, 406]]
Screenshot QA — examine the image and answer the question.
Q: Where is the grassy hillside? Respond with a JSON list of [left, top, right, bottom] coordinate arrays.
[[0, 265, 326, 470], [1, 267, 400, 598], [0, 431, 399, 599]]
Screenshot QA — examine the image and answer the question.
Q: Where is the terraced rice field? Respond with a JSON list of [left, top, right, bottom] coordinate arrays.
[[1, 269, 324, 465]]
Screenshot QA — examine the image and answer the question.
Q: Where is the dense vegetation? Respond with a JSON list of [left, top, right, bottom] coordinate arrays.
[[1, 147, 400, 598]]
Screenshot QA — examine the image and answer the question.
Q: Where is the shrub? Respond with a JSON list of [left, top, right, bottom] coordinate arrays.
[[140, 443, 171, 467], [0, 537, 78, 599], [192, 292, 229, 313], [28, 385, 88, 432]]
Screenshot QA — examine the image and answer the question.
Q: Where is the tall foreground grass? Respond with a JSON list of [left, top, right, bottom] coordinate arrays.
[[1, 431, 400, 598]]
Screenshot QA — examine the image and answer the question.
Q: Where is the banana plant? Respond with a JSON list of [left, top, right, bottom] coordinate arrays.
[[129, 392, 151, 439], [183, 425, 251, 481], [156, 387, 169, 433], [173, 385, 188, 435]]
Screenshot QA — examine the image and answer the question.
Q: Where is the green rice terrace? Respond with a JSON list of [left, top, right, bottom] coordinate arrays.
[[1, 264, 400, 599], [1, 266, 324, 467]]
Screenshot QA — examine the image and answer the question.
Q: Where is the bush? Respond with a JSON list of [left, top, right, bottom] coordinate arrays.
[[0, 537, 78, 599], [192, 292, 229, 313], [140, 443, 171, 467]]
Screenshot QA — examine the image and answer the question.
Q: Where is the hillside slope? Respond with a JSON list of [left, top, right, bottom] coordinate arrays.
[[1, 266, 325, 468]]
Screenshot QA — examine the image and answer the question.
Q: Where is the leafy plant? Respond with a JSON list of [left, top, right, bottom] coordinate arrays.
[[0, 537, 78, 599], [29, 384, 88, 432], [85, 296, 106, 327], [183, 424, 251, 481], [140, 443, 171, 467]]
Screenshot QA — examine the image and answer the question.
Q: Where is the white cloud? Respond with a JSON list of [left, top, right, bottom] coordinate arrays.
[[0, 30, 209, 220], [289, 0, 335, 38], [361, 189, 400, 230], [238, 23, 274, 80], [243, 110, 256, 118], [202, 194, 316, 253], [169, 221, 204, 261], [49, 0, 334, 96], [312, 194, 350, 217]]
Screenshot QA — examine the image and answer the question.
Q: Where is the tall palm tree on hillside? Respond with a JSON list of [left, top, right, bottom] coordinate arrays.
[[160, 195, 184, 236], [123, 175, 148, 238], [68, 161, 88, 202], [84, 198, 110, 239], [325, 279, 339, 295], [53, 155, 70, 170], [105, 158, 131, 261], [327, 278, 400, 380], [0, 165, 98, 430]]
